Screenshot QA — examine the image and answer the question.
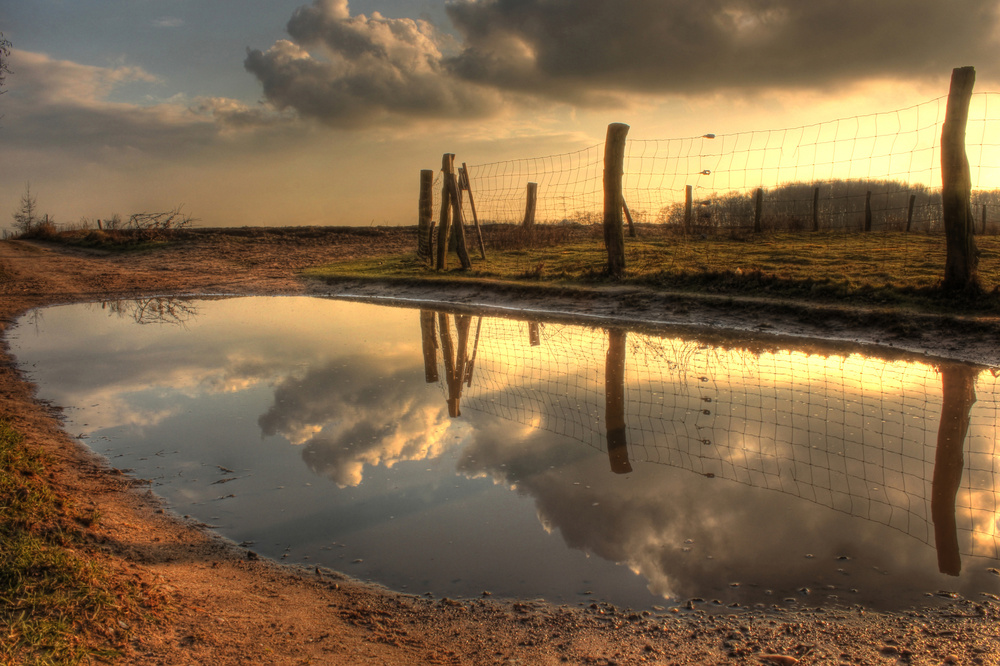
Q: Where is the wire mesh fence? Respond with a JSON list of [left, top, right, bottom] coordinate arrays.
[[424, 311, 1000, 566], [459, 93, 1000, 233]]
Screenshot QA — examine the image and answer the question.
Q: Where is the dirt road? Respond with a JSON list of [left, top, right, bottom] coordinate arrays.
[[1, 229, 999, 665]]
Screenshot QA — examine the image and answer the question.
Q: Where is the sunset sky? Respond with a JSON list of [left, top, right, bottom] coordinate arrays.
[[3, 0, 1000, 229]]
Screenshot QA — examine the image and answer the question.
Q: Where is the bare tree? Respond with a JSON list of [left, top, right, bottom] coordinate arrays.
[[0, 32, 10, 120]]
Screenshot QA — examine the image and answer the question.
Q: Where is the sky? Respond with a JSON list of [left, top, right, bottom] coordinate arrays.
[[2, 0, 1000, 229]]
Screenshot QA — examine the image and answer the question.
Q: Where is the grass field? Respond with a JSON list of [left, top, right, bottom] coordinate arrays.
[[307, 228, 1000, 315]]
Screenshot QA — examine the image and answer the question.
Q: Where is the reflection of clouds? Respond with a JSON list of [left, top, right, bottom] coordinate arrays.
[[258, 357, 455, 487]]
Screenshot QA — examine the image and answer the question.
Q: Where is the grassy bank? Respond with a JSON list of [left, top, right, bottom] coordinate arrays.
[[306, 229, 1000, 315], [0, 418, 159, 664]]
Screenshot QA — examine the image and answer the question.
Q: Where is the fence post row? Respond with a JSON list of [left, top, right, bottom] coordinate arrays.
[[603, 123, 630, 278], [940, 66, 979, 291]]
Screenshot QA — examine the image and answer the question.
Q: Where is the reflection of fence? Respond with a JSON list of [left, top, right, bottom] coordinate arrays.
[[459, 94, 1000, 234], [422, 311, 1000, 566]]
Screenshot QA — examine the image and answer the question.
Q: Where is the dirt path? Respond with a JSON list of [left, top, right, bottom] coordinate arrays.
[[2, 231, 1000, 665]]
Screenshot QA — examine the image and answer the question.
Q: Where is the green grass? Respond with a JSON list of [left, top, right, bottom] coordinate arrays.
[[306, 230, 1000, 315], [0, 418, 158, 664]]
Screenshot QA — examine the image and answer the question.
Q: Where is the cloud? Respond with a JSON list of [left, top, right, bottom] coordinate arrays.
[[445, 0, 1000, 98], [244, 0, 500, 128]]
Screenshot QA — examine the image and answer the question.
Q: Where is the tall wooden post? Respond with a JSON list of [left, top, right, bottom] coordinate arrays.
[[906, 193, 917, 232], [812, 187, 820, 232], [522, 182, 538, 227], [941, 66, 979, 291], [435, 154, 454, 270], [864, 190, 873, 232], [753, 188, 763, 233], [603, 123, 629, 278], [683, 185, 693, 234], [418, 170, 434, 260]]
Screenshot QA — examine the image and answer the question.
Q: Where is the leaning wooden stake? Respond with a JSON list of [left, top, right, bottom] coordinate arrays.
[[445, 162, 473, 270], [941, 66, 979, 291], [906, 193, 917, 232], [460, 163, 487, 260], [623, 201, 637, 237], [603, 123, 629, 278]]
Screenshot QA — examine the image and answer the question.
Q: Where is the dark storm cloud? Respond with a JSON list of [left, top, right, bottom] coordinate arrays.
[[244, 0, 499, 128], [444, 0, 1000, 97], [245, 0, 1000, 126]]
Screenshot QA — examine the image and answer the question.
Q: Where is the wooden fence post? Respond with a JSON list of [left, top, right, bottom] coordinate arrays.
[[445, 162, 473, 270], [460, 163, 487, 260], [941, 66, 979, 291], [812, 187, 820, 232], [864, 190, 873, 232], [906, 194, 917, 232], [435, 154, 454, 270], [753, 188, 763, 233], [684, 185, 693, 234], [623, 201, 637, 237], [603, 123, 629, 278], [418, 169, 434, 260], [522, 182, 538, 227]]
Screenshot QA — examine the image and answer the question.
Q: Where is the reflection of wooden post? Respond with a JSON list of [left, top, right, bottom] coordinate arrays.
[[418, 170, 434, 261], [941, 66, 979, 291], [605, 329, 631, 474], [528, 322, 540, 347], [420, 311, 438, 383], [522, 182, 538, 228], [906, 193, 917, 232], [812, 187, 820, 232], [464, 317, 482, 387], [603, 123, 629, 278], [438, 313, 472, 418], [436, 154, 454, 270], [932, 363, 978, 576]]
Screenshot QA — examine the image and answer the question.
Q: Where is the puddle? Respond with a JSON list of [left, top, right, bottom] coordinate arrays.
[[7, 296, 1000, 611]]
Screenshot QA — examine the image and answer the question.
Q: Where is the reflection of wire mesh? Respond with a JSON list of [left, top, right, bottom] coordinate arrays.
[[454, 94, 1000, 231], [436, 315, 1000, 560]]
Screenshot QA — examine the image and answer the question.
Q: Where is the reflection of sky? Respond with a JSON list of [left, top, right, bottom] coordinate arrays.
[[8, 296, 1000, 610]]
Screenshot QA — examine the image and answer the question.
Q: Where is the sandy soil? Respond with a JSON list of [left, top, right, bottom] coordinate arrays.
[[2, 227, 1000, 666]]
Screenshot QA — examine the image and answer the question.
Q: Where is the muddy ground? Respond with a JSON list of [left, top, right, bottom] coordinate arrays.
[[1, 227, 1000, 665]]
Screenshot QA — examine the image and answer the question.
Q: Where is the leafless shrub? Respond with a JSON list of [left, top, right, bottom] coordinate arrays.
[[124, 206, 198, 241]]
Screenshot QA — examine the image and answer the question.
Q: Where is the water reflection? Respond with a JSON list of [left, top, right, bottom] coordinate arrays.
[[9, 296, 1000, 610]]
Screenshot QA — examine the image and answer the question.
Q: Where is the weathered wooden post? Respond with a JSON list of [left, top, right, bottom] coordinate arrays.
[[445, 164, 473, 270], [460, 163, 487, 260], [623, 201, 637, 238], [812, 187, 820, 232], [522, 182, 538, 227], [864, 190, 873, 232], [941, 66, 979, 291], [603, 123, 629, 278], [528, 322, 540, 347], [418, 170, 434, 261], [753, 188, 763, 233], [683, 185, 693, 233], [906, 193, 917, 232], [435, 154, 454, 270]]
